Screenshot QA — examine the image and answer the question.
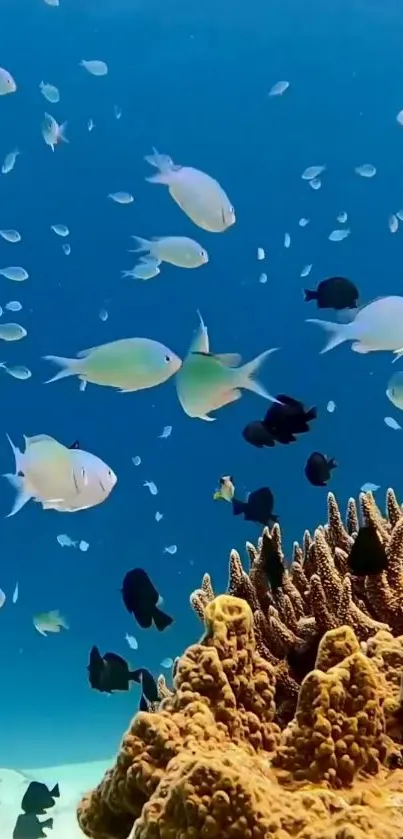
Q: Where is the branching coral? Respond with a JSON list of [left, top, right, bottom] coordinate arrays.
[[77, 595, 403, 839]]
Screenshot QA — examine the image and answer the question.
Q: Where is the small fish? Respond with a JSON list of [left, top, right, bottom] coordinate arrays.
[[307, 296, 403, 354], [396, 210, 403, 221], [44, 337, 181, 391], [301, 165, 326, 181], [232, 486, 278, 526], [397, 110, 403, 126], [337, 211, 348, 223], [300, 264, 312, 278], [354, 163, 376, 178], [326, 400, 336, 413], [213, 475, 235, 502], [0, 589, 6, 608], [0, 363, 31, 380], [164, 545, 177, 555], [159, 425, 172, 439], [328, 228, 350, 242], [284, 232, 291, 248], [99, 308, 108, 322], [304, 451, 337, 486], [257, 247, 265, 260], [268, 80, 289, 96], [125, 632, 138, 650], [309, 178, 321, 190], [121, 568, 173, 631], [114, 104, 122, 119], [56, 533, 77, 548], [132, 455, 141, 466], [108, 191, 134, 204], [79, 540, 89, 552], [33, 609, 68, 636], [0, 67, 16, 95], [0, 323, 26, 341], [62, 243, 71, 255], [155, 511, 163, 521], [42, 113, 68, 151], [80, 59, 108, 76], [131, 667, 159, 704], [144, 480, 158, 495], [243, 394, 317, 448], [12, 582, 18, 603], [348, 525, 387, 576], [386, 371, 403, 410], [131, 235, 208, 269], [123, 260, 161, 281], [39, 81, 60, 103], [21, 781, 60, 815], [87, 118, 95, 132], [384, 416, 401, 431], [145, 148, 235, 233], [304, 276, 359, 310], [2, 149, 20, 174], [5, 300, 22, 311], [51, 224, 69, 237], [259, 273, 267, 284], [13, 814, 53, 839], [161, 657, 173, 668], [360, 482, 380, 493], [0, 266, 28, 282], [299, 218, 310, 227], [88, 646, 138, 693], [0, 229, 21, 243], [389, 214, 399, 233]]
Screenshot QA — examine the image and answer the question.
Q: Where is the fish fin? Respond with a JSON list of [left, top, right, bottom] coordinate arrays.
[[351, 342, 370, 354], [3, 473, 32, 516], [69, 440, 80, 449], [237, 348, 280, 400], [129, 668, 142, 683], [305, 406, 318, 422], [153, 606, 174, 631], [58, 122, 68, 144], [51, 784, 60, 798], [131, 236, 152, 253], [328, 457, 338, 470], [306, 319, 351, 353], [42, 818, 53, 830], [43, 355, 80, 383], [232, 498, 247, 516], [213, 353, 242, 367], [144, 147, 173, 170], [304, 289, 317, 302], [213, 491, 224, 500], [392, 348, 403, 363], [190, 310, 209, 354], [6, 433, 24, 473]]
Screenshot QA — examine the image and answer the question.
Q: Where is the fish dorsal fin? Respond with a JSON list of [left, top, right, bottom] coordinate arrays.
[[213, 353, 242, 367], [191, 351, 213, 357], [24, 434, 57, 446]]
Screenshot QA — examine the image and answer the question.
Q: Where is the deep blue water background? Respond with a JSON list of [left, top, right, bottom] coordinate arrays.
[[0, 0, 403, 768]]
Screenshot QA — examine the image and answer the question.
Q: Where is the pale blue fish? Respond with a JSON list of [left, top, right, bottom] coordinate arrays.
[[0, 68, 17, 95], [175, 317, 279, 421], [131, 236, 208, 269], [41, 448, 117, 512], [307, 296, 403, 354], [42, 113, 68, 151], [145, 148, 235, 233], [44, 337, 182, 391], [33, 610, 68, 636], [122, 259, 160, 281], [386, 371, 403, 409]]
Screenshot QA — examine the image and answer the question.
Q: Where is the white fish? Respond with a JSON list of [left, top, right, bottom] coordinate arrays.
[[326, 400, 336, 413], [0, 589, 6, 608], [0, 363, 31, 380], [0, 266, 28, 281], [268, 80, 289, 96], [39, 81, 60, 104], [300, 264, 312, 278], [108, 192, 134, 204], [0, 323, 26, 341], [299, 218, 310, 227], [397, 110, 403, 126], [155, 511, 163, 522], [284, 232, 291, 249], [384, 416, 401, 431], [125, 632, 138, 650], [57, 533, 77, 548], [144, 480, 158, 496], [80, 59, 108, 76], [99, 308, 108, 322], [160, 657, 173, 668], [62, 243, 71, 255], [360, 482, 380, 493], [79, 540, 89, 552], [386, 370, 403, 409], [307, 296, 403, 354], [2, 149, 20, 175], [33, 610, 68, 636], [12, 582, 18, 603], [301, 165, 326, 181], [145, 148, 235, 233], [328, 228, 350, 242], [257, 247, 265, 261], [0, 230, 21, 243], [51, 224, 69, 237], [42, 113, 68, 151], [123, 260, 161, 281], [41, 447, 117, 513], [114, 105, 122, 119], [164, 545, 177, 555], [309, 178, 321, 190], [337, 211, 348, 224], [131, 235, 208, 269], [354, 164, 376, 178], [259, 273, 268, 284], [87, 118, 95, 132], [5, 300, 22, 311], [389, 214, 399, 234], [396, 210, 403, 221], [0, 68, 16, 96], [44, 0, 59, 5], [159, 425, 172, 439], [132, 456, 141, 466]]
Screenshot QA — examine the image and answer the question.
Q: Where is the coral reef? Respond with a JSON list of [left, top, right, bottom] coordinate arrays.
[[77, 490, 403, 839]]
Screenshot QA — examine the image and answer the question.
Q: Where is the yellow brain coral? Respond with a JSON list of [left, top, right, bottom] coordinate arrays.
[[77, 595, 403, 839]]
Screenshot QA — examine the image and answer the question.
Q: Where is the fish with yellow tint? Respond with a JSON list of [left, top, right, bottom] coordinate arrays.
[[145, 148, 235, 233], [131, 235, 208, 269]]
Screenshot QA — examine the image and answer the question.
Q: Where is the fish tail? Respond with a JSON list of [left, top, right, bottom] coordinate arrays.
[[129, 668, 142, 683], [131, 236, 152, 253], [3, 473, 32, 517], [232, 498, 246, 516], [51, 783, 60, 798], [303, 288, 317, 302], [43, 355, 80, 383], [6, 433, 24, 473], [238, 348, 280, 401], [58, 122, 69, 144], [43, 818, 53, 830], [305, 406, 318, 422], [306, 318, 350, 353], [328, 457, 338, 470], [153, 606, 174, 632], [144, 147, 173, 174]]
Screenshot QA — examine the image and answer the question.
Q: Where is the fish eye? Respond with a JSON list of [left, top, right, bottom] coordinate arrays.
[[164, 354, 171, 363]]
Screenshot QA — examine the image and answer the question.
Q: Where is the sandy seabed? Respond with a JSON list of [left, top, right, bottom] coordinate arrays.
[[0, 759, 111, 838]]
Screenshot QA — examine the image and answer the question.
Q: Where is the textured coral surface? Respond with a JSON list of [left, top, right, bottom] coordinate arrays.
[[77, 491, 403, 839]]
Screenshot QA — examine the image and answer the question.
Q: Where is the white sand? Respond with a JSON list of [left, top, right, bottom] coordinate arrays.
[[0, 758, 112, 838]]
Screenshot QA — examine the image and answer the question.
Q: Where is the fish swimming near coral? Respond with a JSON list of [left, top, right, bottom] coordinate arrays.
[[121, 568, 173, 631], [232, 486, 278, 526], [347, 525, 388, 576], [243, 394, 317, 447], [88, 646, 139, 693], [13, 813, 53, 839], [21, 782, 59, 816]]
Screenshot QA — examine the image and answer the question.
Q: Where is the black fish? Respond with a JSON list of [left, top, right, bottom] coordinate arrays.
[[13, 814, 53, 839], [243, 395, 316, 448], [132, 667, 159, 706], [304, 276, 359, 310], [304, 452, 337, 486], [259, 529, 284, 590], [232, 487, 278, 526], [88, 646, 139, 693], [121, 569, 173, 631], [242, 420, 276, 448], [139, 693, 149, 711], [348, 525, 388, 576], [21, 782, 59, 816]]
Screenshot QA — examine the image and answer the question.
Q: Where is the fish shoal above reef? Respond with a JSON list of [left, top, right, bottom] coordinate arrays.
[[77, 489, 403, 839]]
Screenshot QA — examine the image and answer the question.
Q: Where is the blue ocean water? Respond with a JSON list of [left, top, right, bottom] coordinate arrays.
[[0, 0, 402, 770]]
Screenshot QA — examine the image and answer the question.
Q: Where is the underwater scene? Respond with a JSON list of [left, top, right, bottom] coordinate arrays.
[[2, 0, 403, 836]]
